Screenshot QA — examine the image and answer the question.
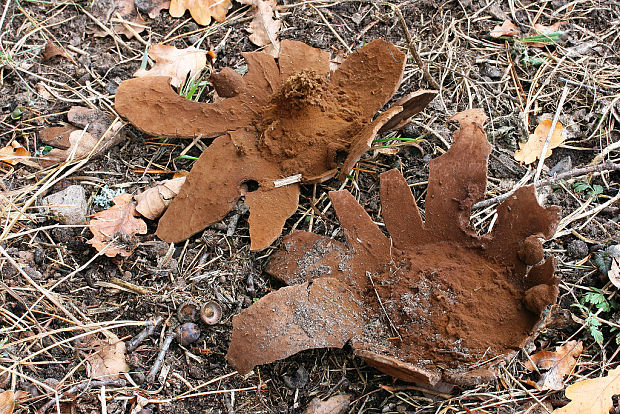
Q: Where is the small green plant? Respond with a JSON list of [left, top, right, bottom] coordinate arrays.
[[371, 137, 421, 150], [573, 287, 618, 344], [33, 145, 53, 157], [180, 71, 209, 101], [592, 245, 620, 275], [573, 180, 603, 200]]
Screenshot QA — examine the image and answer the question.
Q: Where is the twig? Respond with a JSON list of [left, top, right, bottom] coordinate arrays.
[[387, 4, 440, 90], [39, 379, 126, 414], [127, 316, 164, 352], [226, 202, 249, 237], [534, 83, 569, 183], [147, 326, 177, 383], [472, 162, 620, 210], [367, 272, 402, 340]]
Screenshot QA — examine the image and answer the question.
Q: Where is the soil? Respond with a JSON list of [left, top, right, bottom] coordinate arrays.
[[0, 0, 619, 413]]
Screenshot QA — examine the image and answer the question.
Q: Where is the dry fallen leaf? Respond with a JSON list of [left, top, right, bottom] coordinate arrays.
[[0, 141, 32, 167], [90, 0, 146, 38], [0, 390, 28, 414], [227, 111, 561, 386], [514, 119, 564, 164], [238, 0, 281, 57], [134, 44, 207, 88], [87, 193, 147, 257], [304, 394, 350, 414], [169, 0, 232, 25], [609, 258, 620, 290], [534, 21, 567, 35], [135, 176, 186, 220], [554, 365, 620, 414], [39, 106, 126, 167], [525, 340, 583, 390], [83, 338, 130, 380], [490, 19, 520, 38], [41, 40, 71, 61], [115, 39, 437, 251]]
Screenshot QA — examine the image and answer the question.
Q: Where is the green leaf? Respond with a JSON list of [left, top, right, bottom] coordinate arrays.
[[573, 181, 591, 192], [590, 325, 604, 344]]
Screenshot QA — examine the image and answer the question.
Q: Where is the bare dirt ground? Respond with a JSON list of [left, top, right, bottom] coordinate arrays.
[[0, 0, 619, 413]]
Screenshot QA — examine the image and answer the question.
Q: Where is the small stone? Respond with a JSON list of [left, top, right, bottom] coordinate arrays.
[[41, 185, 87, 224], [548, 156, 572, 176], [567, 239, 589, 258]]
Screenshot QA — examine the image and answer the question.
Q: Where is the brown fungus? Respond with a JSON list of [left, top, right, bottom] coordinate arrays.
[[114, 39, 437, 250], [226, 110, 561, 387]]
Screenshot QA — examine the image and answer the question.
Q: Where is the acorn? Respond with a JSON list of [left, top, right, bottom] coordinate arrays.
[[201, 301, 222, 325], [177, 302, 199, 323], [176, 323, 200, 346]]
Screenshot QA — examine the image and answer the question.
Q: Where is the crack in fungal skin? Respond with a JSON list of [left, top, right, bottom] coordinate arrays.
[[114, 39, 436, 250], [226, 110, 561, 387]]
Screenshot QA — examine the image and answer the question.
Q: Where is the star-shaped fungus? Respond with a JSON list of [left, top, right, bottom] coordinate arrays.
[[114, 40, 437, 250], [226, 110, 561, 387]]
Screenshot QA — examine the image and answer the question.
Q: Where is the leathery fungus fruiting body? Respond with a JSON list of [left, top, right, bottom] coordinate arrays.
[[114, 39, 437, 250], [226, 110, 561, 387]]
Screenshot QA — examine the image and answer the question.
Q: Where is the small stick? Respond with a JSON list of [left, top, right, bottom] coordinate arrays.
[[534, 83, 569, 183], [127, 316, 164, 352], [367, 272, 402, 341], [387, 4, 440, 90], [39, 379, 126, 414], [226, 202, 249, 237], [147, 326, 177, 383], [473, 161, 620, 210]]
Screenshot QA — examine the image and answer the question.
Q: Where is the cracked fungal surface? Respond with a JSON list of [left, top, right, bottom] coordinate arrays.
[[114, 39, 437, 250], [226, 110, 561, 387]]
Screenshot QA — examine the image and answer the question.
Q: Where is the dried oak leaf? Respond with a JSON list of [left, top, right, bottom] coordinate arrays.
[[525, 340, 583, 390], [82, 338, 130, 380], [169, 0, 232, 25], [238, 0, 281, 57], [135, 176, 186, 220], [304, 394, 350, 414], [0, 141, 32, 167], [490, 19, 520, 38], [88, 193, 147, 257], [115, 39, 437, 250], [227, 110, 561, 387], [134, 44, 207, 88], [89, 0, 146, 38], [514, 119, 565, 164], [0, 390, 28, 414], [38, 106, 126, 167], [41, 40, 71, 61], [555, 366, 620, 414]]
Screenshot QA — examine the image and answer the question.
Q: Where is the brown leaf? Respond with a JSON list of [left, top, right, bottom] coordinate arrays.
[[554, 366, 620, 414], [135, 176, 186, 220], [87, 193, 147, 257], [524, 340, 583, 390], [609, 258, 620, 290], [90, 0, 146, 38], [134, 44, 207, 88], [304, 394, 351, 414], [83, 338, 129, 380], [238, 0, 281, 57], [0, 390, 27, 414], [490, 19, 519, 38], [534, 21, 567, 34], [39, 106, 126, 167], [169, 0, 232, 25], [136, 0, 170, 18], [514, 119, 565, 164], [115, 39, 437, 250], [0, 141, 32, 167], [42, 40, 71, 61], [229, 111, 561, 387]]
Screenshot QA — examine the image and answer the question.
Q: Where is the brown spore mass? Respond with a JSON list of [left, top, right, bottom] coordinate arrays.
[[114, 39, 437, 250], [227, 110, 561, 386]]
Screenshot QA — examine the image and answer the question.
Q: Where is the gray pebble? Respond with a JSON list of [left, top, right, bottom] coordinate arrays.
[[567, 239, 589, 258]]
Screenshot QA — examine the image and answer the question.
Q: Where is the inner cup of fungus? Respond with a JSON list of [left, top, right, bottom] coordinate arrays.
[[226, 110, 561, 387]]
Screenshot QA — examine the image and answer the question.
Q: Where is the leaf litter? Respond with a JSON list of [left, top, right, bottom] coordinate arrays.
[[226, 109, 562, 387], [514, 118, 565, 164], [168, 0, 232, 25], [238, 0, 281, 57], [87, 193, 147, 257], [555, 365, 620, 414], [524, 340, 583, 390], [114, 39, 437, 250], [134, 44, 207, 88]]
